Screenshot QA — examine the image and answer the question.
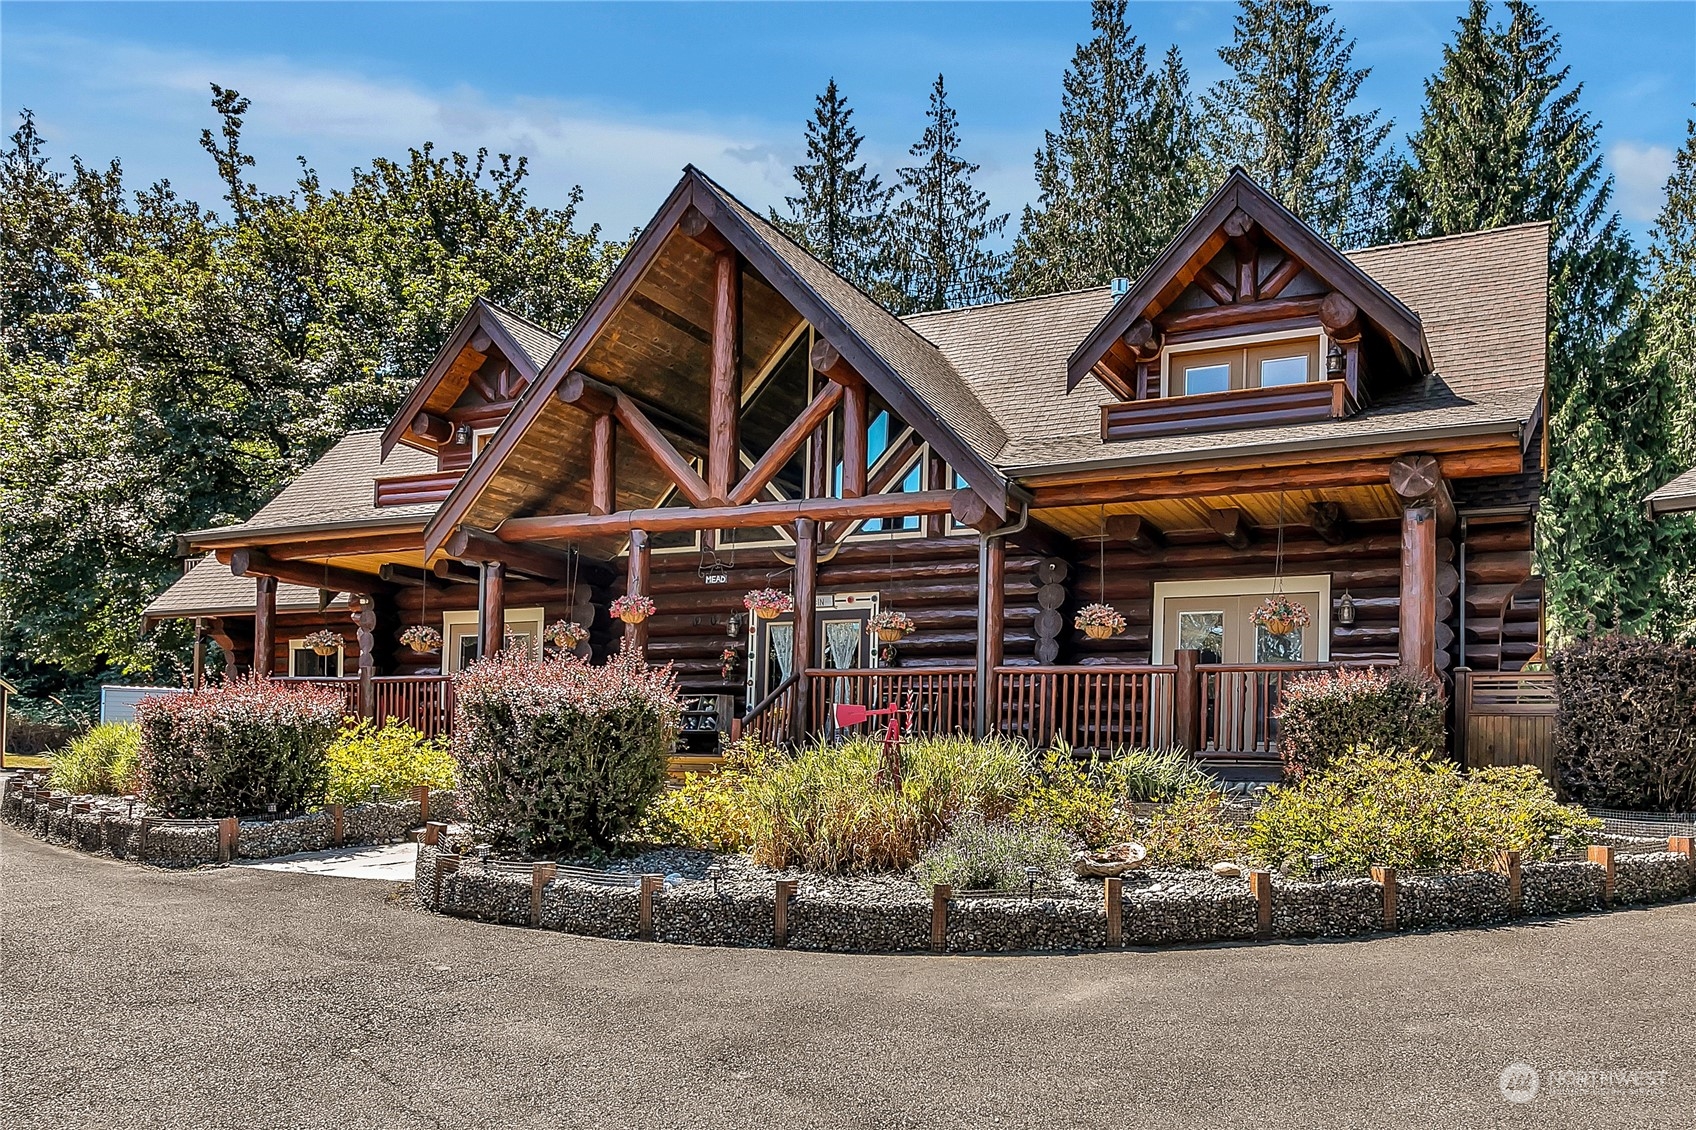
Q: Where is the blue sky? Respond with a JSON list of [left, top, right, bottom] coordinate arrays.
[[3, 2, 1692, 249]]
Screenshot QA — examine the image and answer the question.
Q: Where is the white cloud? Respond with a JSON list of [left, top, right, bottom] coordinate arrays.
[[1610, 140, 1675, 225], [5, 32, 799, 233]]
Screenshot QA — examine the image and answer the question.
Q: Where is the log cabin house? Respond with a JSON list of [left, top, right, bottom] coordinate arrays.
[[144, 167, 1551, 779]]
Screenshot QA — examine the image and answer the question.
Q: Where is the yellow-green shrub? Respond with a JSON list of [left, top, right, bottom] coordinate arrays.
[[639, 740, 772, 852], [1246, 750, 1600, 875], [1141, 789, 1243, 868], [325, 720, 457, 804], [49, 723, 141, 795], [1011, 744, 1215, 846]]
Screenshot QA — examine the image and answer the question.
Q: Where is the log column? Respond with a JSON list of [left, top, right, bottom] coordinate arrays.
[[707, 248, 742, 504], [840, 379, 868, 498], [253, 575, 277, 677], [1400, 504, 1438, 676], [791, 519, 818, 745], [625, 529, 651, 656], [974, 534, 1007, 737], [353, 598, 378, 720], [478, 561, 506, 659], [590, 412, 616, 516]]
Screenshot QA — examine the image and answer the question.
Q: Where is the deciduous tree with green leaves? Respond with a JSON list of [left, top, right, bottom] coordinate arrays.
[[1201, 0, 1393, 248]]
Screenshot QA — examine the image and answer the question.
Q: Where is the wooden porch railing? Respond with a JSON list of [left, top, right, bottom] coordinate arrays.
[[807, 667, 976, 740], [994, 666, 1176, 750], [272, 674, 453, 737], [738, 673, 800, 747], [1198, 663, 1331, 755]]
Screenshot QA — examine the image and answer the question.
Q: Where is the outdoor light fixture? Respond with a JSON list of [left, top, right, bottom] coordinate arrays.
[[1025, 865, 1042, 900], [453, 424, 472, 446], [370, 784, 381, 804], [267, 803, 278, 818], [1550, 834, 1567, 858], [124, 795, 137, 818], [1307, 852, 1328, 877], [1326, 343, 1345, 375], [725, 613, 743, 639], [706, 864, 723, 895], [1337, 590, 1356, 625]]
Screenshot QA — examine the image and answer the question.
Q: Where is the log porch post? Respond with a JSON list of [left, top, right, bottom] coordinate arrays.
[[707, 248, 742, 504], [791, 518, 818, 746], [626, 529, 650, 655], [253, 575, 277, 677], [1399, 504, 1438, 676], [974, 534, 1006, 738], [191, 617, 206, 691], [840, 378, 868, 499], [478, 561, 506, 659], [353, 598, 378, 721]]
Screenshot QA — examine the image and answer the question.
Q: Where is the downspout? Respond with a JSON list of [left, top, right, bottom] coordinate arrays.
[[975, 503, 1030, 738]]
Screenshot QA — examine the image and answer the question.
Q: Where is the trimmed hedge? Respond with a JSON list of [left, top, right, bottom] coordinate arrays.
[[1552, 634, 1696, 812], [134, 677, 344, 817], [451, 645, 681, 854], [1275, 665, 1445, 778]]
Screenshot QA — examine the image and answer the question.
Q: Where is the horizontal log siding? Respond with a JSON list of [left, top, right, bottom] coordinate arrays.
[[612, 535, 1036, 699]]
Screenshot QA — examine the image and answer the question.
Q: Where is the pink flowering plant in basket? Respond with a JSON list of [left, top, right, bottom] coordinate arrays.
[[451, 643, 682, 853], [134, 676, 345, 817], [400, 625, 443, 653], [1248, 594, 1311, 634], [742, 587, 794, 619], [546, 620, 590, 648], [1073, 603, 1127, 637], [301, 628, 342, 656], [871, 609, 916, 641], [609, 594, 656, 623]]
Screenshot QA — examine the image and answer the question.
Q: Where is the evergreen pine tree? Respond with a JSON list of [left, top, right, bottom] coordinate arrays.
[[771, 79, 894, 296], [1392, 1, 1676, 636], [885, 75, 1008, 312], [1201, 0, 1393, 247], [1008, 0, 1202, 296]]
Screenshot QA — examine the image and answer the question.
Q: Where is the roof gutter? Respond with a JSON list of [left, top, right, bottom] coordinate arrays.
[[180, 516, 429, 550], [1001, 416, 1527, 481]]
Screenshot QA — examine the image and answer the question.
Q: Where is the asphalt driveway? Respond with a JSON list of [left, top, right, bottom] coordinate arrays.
[[3, 827, 1693, 1130]]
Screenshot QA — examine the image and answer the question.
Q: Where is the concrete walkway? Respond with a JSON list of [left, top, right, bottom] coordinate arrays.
[[232, 839, 418, 882]]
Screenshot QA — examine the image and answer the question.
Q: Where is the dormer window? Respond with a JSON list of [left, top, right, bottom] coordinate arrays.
[[1166, 334, 1322, 397]]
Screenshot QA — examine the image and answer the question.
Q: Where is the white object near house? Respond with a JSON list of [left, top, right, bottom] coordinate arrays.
[[99, 685, 187, 725]]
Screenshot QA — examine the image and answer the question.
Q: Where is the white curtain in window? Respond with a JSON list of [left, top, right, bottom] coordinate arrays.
[[770, 623, 795, 683], [825, 621, 861, 670]]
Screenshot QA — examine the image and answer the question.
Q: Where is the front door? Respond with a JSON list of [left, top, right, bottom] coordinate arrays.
[[1161, 590, 1322, 665], [748, 592, 878, 721]]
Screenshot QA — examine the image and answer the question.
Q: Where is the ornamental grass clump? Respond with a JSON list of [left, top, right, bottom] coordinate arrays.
[[324, 719, 458, 805], [1276, 665, 1445, 778], [134, 678, 344, 817], [1011, 744, 1216, 847], [1246, 750, 1600, 876], [49, 722, 142, 796], [912, 811, 1076, 891], [452, 644, 681, 854], [748, 733, 1027, 873]]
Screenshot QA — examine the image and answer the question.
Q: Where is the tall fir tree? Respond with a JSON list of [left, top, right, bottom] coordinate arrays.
[[1391, 0, 1678, 637], [771, 79, 894, 297], [885, 75, 1008, 312], [1641, 117, 1696, 637], [1201, 0, 1394, 247], [1008, 0, 1202, 296]]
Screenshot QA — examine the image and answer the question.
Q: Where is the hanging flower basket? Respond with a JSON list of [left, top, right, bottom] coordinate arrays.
[[742, 587, 794, 621], [1249, 594, 1311, 636], [610, 594, 656, 625], [399, 625, 443, 654], [871, 609, 916, 643], [302, 629, 341, 657], [546, 619, 590, 648], [1074, 603, 1127, 641]]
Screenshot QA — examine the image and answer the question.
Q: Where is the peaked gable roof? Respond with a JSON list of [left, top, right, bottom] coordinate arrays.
[[423, 167, 1015, 554], [380, 298, 563, 458], [1067, 168, 1426, 393]]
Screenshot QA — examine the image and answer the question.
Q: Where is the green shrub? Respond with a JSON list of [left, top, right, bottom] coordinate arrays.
[[1141, 789, 1243, 868], [911, 810, 1076, 891], [747, 733, 1027, 873], [134, 678, 344, 817], [638, 739, 773, 852], [1246, 751, 1600, 876], [1276, 665, 1445, 778], [452, 645, 681, 854], [48, 722, 141, 795], [1010, 744, 1215, 848], [324, 719, 457, 805], [1110, 745, 1217, 803], [1551, 633, 1696, 812]]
